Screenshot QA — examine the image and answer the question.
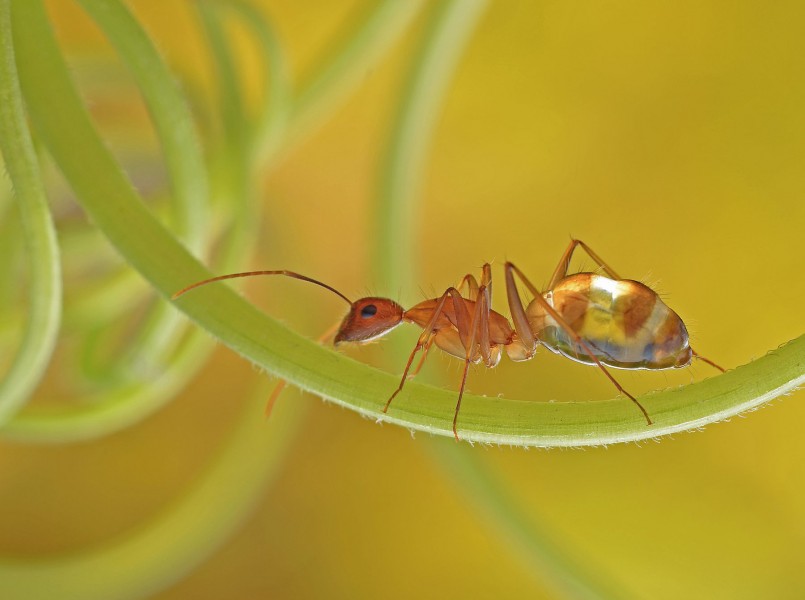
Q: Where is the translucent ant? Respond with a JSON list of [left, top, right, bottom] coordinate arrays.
[[173, 239, 725, 440]]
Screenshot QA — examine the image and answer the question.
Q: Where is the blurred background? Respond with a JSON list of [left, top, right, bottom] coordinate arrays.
[[1, 1, 804, 598]]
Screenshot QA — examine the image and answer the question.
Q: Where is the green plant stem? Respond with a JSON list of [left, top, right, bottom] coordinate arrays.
[[65, 268, 147, 329], [76, 0, 208, 255], [278, 0, 424, 160], [1, 0, 264, 443], [76, 0, 209, 379], [6, 0, 803, 449], [2, 329, 211, 442], [0, 0, 61, 424], [198, 1, 249, 161], [221, 0, 291, 165], [375, 0, 488, 293], [0, 383, 309, 600]]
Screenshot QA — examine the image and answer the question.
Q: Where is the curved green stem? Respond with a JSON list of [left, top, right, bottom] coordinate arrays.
[[0, 382, 309, 600], [76, 0, 209, 379], [5, 0, 803, 450], [0, 0, 61, 424], [76, 0, 208, 255], [220, 0, 291, 165], [197, 1, 248, 160], [1, 0, 266, 443], [375, 0, 488, 292], [279, 0, 424, 158], [2, 329, 213, 443]]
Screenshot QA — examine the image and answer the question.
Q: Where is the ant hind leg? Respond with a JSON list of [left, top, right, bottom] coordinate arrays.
[[548, 239, 622, 289], [505, 261, 652, 425], [692, 349, 726, 373]]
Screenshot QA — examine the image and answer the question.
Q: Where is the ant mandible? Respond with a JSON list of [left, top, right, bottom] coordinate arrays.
[[173, 239, 725, 441]]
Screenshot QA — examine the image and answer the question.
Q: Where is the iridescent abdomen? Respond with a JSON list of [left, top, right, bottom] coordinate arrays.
[[526, 273, 692, 370]]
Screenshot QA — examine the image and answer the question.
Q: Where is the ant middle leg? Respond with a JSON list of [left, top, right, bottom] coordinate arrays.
[[451, 283, 494, 441], [456, 263, 492, 300]]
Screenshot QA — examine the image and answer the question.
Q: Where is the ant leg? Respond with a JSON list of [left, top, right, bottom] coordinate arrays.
[[384, 288, 459, 413], [548, 239, 622, 289], [504, 262, 537, 357], [383, 330, 436, 413], [480, 263, 492, 299], [456, 273, 480, 299], [264, 381, 288, 419], [691, 349, 726, 373], [382, 332, 432, 414], [506, 262, 653, 425], [265, 318, 343, 417], [478, 263, 495, 361], [411, 336, 435, 377], [456, 263, 492, 300], [451, 284, 493, 441]]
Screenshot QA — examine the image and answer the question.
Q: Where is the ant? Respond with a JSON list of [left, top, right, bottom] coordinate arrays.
[[173, 239, 725, 441]]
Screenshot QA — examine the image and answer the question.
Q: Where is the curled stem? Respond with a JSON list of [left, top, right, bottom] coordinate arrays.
[[6, 0, 802, 451], [0, 0, 62, 424]]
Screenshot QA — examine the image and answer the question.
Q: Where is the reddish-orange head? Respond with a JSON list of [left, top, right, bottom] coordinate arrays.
[[334, 297, 404, 344]]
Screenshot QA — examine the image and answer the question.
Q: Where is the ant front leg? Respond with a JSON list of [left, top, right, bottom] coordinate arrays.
[[383, 330, 436, 414], [548, 238, 622, 289], [411, 336, 435, 377], [383, 288, 459, 414]]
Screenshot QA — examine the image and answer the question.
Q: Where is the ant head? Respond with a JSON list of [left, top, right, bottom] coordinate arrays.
[[335, 297, 404, 345], [170, 270, 404, 346]]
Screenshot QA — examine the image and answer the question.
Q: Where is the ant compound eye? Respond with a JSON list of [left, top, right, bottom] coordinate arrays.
[[360, 304, 378, 318]]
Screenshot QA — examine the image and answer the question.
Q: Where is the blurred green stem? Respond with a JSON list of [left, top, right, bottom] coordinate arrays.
[[76, 0, 209, 381], [1, 0, 222, 442], [433, 443, 626, 599], [1, 6, 306, 593], [375, 0, 487, 294], [220, 0, 291, 165], [0, 0, 61, 424], [0, 384, 308, 600], [76, 0, 208, 255], [283, 0, 424, 159]]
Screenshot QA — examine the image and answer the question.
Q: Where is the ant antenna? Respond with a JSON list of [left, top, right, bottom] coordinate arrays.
[[172, 270, 353, 305]]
